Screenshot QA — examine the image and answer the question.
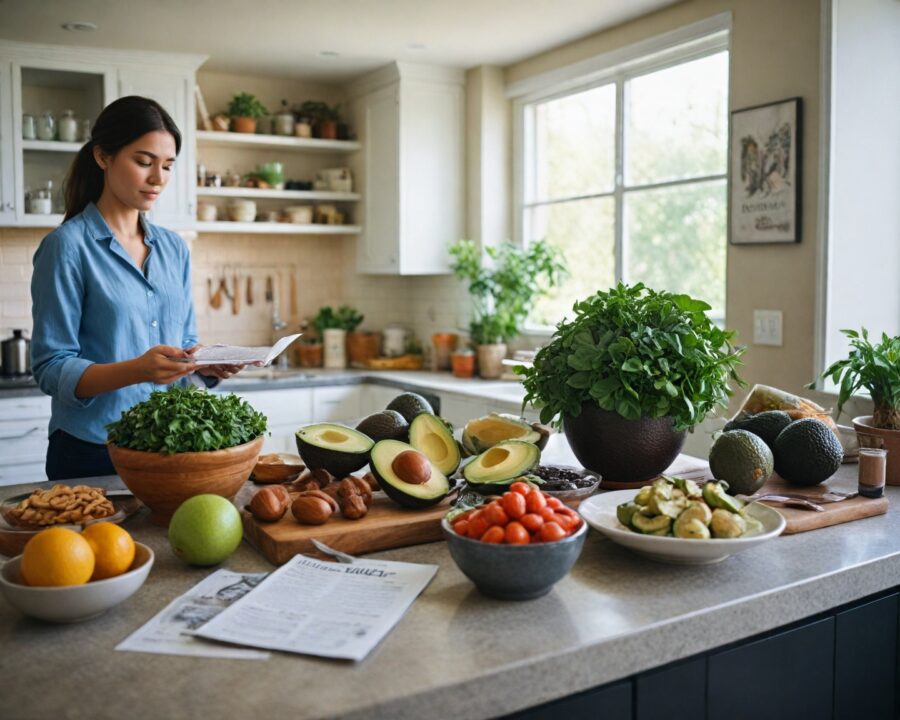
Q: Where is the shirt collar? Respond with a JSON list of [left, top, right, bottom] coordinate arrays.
[[83, 201, 158, 245]]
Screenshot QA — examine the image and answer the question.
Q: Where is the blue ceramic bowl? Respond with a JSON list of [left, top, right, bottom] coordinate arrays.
[[441, 517, 587, 600]]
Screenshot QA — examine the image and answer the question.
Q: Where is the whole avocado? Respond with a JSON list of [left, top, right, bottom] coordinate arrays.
[[723, 410, 793, 449], [773, 418, 843, 486], [356, 410, 409, 442], [708, 429, 774, 495], [385, 392, 434, 424]]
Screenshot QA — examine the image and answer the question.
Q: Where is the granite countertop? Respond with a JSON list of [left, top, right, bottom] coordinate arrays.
[[1, 440, 897, 720]]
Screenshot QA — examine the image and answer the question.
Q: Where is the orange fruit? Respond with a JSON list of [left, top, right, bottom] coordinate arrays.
[[21, 527, 95, 587], [81, 522, 136, 581]]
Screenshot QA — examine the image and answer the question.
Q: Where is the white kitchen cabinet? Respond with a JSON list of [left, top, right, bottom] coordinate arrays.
[[229, 387, 313, 454], [348, 62, 464, 275], [311, 385, 361, 422], [0, 395, 51, 486], [359, 383, 401, 416], [0, 61, 14, 224], [439, 394, 489, 429]]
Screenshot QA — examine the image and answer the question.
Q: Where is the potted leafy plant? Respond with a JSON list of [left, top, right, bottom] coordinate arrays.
[[813, 328, 900, 484], [227, 92, 269, 134], [314, 305, 364, 368], [106, 386, 267, 525], [297, 100, 341, 140], [449, 239, 567, 378], [518, 283, 744, 484]]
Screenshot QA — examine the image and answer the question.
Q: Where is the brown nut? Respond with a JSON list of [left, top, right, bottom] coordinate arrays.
[[297, 489, 339, 514], [338, 477, 373, 507], [291, 474, 320, 493], [249, 486, 289, 522], [360, 472, 380, 492], [309, 468, 335, 489], [391, 450, 432, 485], [291, 496, 333, 525], [338, 493, 368, 520], [321, 484, 340, 501]]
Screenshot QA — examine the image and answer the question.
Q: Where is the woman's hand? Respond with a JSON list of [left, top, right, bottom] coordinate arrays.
[[195, 364, 243, 380], [133, 345, 198, 385]]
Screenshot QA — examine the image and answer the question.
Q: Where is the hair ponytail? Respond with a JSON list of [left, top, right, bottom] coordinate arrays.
[[63, 96, 181, 221]]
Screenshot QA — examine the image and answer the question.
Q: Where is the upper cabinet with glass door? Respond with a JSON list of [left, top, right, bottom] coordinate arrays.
[[0, 41, 204, 231]]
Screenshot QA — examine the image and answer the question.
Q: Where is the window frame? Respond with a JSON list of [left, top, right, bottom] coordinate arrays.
[[510, 15, 732, 332]]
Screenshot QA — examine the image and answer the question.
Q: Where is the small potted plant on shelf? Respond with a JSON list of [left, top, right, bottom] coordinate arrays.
[[314, 305, 364, 369], [449, 239, 567, 379], [812, 328, 900, 484], [517, 283, 745, 485], [295, 320, 323, 368], [297, 100, 342, 140], [227, 92, 269, 134]]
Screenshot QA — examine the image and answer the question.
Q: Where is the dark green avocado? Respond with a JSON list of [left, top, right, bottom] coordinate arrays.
[[773, 418, 843, 486], [356, 410, 409, 442], [385, 392, 434, 424], [708, 429, 774, 495], [296, 423, 374, 477], [724, 410, 793, 449], [369, 439, 450, 509]]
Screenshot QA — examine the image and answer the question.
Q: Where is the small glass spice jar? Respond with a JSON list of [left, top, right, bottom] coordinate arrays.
[[36, 111, 56, 141], [58, 109, 78, 142], [858, 447, 887, 498], [22, 113, 36, 140]]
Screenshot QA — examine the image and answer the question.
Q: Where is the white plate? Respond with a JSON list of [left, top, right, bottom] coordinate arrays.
[[578, 490, 786, 565]]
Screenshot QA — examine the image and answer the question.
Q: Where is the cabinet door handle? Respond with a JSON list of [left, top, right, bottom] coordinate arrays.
[[0, 426, 41, 440]]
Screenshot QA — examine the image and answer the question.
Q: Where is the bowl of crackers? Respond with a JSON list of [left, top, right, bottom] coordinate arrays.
[[0, 484, 141, 557]]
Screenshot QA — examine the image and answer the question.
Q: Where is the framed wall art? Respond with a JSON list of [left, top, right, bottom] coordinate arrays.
[[729, 97, 801, 244]]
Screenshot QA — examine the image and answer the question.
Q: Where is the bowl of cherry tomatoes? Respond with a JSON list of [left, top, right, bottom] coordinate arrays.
[[441, 481, 587, 600]]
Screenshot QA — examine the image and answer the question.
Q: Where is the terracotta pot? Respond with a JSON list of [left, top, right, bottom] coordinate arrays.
[[476, 343, 507, 379], [347, 331, 381, 366], [852, 415, 900, 485], [296, 343, 323, 368], [108, 436, 264, 526], [231, 116, 257, 134], [432, 333, 458, 371], [563, 403, 686, 485], [318, 120, 338, 140], [451, 352, 476, 378]]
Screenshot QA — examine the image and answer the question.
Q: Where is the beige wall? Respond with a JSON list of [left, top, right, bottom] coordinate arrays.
[[506, 0, 825, 409]]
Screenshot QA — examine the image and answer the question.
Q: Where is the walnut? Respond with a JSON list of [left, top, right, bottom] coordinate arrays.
[[338, 493, 368, 520], [338, 477, 372, 507], [360, 472, 380, 492], [309, 468, 335, 489], [249, 486, 289, 522]]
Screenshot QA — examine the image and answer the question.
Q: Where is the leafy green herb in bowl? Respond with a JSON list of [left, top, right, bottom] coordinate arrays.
[[106, 387, 268, 526]]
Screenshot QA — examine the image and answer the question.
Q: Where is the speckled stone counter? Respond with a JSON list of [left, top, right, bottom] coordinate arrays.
[[1, 458, 897, 720]]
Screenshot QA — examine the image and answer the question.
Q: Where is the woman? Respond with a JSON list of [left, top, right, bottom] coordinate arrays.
[[31, 96, 242, 481]]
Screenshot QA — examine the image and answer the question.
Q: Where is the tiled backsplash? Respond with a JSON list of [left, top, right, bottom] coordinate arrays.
[[0, 227, 470, 353]]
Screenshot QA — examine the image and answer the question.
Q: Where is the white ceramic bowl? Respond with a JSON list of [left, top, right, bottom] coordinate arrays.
[[0, 542, 154, 622], [579, 490, 785, 565]]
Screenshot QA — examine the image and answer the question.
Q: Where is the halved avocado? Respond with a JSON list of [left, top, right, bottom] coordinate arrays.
[[296, 423, 374, 477], [461, 413, 541, 455], [369, 439, 450, 509], [462, 440, 540, 493], [408, 413, 460, 476]]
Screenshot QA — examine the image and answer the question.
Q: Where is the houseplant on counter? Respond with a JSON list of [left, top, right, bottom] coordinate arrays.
[[106, 386, 267, 525], [812, 328, 900, 484], [449, 239, 567, 379], [517, 283, 745, 484], [227, 92, 269, 134], [314, 304, 364, 369]]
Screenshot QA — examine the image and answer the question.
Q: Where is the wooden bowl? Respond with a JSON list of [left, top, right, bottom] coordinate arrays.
[[108, 436, 264, 526], [252, 453, 305, 483]]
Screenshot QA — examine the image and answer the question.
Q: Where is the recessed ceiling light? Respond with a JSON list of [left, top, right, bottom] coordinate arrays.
[[61, 21, 97, 32], [319, 50, 340, 58], [408, 43, 427, 50]]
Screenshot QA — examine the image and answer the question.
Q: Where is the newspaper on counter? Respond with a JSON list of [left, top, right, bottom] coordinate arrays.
[[115, 570, 271, 660], [190, 554, 438, 661], [172, 333, 302, 366]]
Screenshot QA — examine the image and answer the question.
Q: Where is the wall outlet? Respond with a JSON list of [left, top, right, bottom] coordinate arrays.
[[753, 310, 783, 346]]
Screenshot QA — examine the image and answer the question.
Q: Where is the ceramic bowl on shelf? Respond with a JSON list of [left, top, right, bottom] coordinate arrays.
[[226, 199, 256, 223], [578, 490, 785, 565], [0, 543, 154, 623], [283, 205, 313, 224], [441, 517, 587, 600]]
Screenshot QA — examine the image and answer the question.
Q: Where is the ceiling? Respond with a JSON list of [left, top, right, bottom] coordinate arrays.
[[0, 0, 681, 82]]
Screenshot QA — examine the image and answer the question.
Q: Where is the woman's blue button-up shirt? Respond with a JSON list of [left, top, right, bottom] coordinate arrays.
[[31, 202, 198, 444]]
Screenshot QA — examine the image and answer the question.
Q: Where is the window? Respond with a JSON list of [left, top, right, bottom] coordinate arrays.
[[517, 43, 729, 328]]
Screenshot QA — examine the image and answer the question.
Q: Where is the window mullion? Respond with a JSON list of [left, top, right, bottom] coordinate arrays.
[[614, 77, 626, 284]]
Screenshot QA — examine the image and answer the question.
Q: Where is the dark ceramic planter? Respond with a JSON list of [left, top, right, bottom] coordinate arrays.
[[563, 403, 686, 485]]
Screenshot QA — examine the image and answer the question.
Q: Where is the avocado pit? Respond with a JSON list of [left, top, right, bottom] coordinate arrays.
[[392, 450, 432, 485]]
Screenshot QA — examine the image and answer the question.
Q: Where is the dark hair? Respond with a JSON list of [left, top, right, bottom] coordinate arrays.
[[63, 96, 182, 221]]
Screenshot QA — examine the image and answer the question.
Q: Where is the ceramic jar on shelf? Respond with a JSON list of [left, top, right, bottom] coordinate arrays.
[[58, 110, 78, 142]]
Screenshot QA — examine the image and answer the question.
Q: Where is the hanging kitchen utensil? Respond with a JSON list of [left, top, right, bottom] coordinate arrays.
[[209, 274, 224, 310], [289, 273, 298, 317], [232, 271, 240, 315], [246, 275, 253, 306], [265, 275, 274, 303]]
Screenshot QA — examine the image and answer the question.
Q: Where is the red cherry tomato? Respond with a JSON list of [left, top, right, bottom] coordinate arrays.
[[540, 521, 568, 542], [484, 502, 510, 527], [520, 513, 544, 533], [501, 492, 527, 519], [505, 521, 530, 545], [546, 496, 564, 510], [539, 506, 558, 522], [467, 514, 490, 539], [453, 519, 470, 536], [480, 526, 505, 543], [525, 491, 547, 513], [510, 481, 532, 496]]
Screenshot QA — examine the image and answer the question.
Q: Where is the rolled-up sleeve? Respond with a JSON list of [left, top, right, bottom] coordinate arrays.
[[31, 234, 96, 408], [180, 240, 198, 350]]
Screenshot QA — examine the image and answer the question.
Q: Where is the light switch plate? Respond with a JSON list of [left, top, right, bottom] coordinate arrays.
[[753, 310, 783, 346]]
